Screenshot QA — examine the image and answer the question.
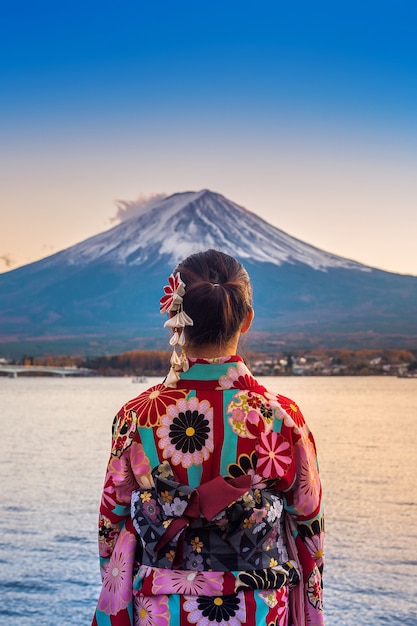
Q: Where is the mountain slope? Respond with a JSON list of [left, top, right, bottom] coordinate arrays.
[[31, 189, 370, 271], [1, 190, 416, 356]]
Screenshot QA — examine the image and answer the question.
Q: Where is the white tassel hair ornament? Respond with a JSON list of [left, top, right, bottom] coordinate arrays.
[[159, 273, 194, 387]]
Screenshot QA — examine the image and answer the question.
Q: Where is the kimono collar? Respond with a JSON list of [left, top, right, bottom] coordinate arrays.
[[171, 354, 262, 391]]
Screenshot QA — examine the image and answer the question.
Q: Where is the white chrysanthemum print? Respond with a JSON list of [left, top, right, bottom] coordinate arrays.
[[157, 397, 214, 467]]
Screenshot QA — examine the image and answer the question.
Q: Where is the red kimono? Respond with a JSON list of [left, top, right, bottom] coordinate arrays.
[[92, 356, 324, 626]]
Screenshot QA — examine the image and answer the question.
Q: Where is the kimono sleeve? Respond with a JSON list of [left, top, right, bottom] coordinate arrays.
[[93, 405, 154, 625], [97, 405, 153, 569], [274, 395, 324, 566], [276, 396, 324, 623]]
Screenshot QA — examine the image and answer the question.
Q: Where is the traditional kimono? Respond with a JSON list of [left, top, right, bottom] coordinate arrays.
[[92, 356, 324, 626]]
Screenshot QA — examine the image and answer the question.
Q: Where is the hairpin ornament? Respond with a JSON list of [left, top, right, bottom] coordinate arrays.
[[160, 273, 194, 387]]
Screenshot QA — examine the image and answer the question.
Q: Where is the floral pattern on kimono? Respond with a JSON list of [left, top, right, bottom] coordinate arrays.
[[92, 355, 324, 626]]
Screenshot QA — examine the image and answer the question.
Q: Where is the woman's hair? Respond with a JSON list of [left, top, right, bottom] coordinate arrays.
[[174, 249, 253, 348]]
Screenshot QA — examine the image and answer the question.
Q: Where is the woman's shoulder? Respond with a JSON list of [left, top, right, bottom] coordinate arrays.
[[116, 382, 189, 428], [259, 387, 307, 432]]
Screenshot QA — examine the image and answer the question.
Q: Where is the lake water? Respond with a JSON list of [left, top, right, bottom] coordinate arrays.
[[1, 375, 416, 625]]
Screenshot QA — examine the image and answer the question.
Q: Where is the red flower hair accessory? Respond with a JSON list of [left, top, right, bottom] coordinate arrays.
[[159, 273, 186, 313], [160, 273, 194, 387]]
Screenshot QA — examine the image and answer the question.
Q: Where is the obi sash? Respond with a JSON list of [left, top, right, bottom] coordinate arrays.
[[131, 461, 290, 573]]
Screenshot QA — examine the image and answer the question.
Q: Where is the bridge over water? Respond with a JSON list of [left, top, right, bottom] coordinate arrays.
[[0, 365, 97, 378]]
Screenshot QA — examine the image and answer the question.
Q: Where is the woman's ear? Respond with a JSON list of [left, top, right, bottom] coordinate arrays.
[[240, 308, 254, 334]]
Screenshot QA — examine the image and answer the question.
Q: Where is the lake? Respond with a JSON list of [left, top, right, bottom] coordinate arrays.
[[0, 375, 416, 625]]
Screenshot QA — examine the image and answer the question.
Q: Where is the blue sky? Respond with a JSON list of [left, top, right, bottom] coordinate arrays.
[[1, 0, 417, 274]]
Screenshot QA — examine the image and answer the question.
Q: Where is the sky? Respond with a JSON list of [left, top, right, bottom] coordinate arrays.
[[1, 0, 417, 275]]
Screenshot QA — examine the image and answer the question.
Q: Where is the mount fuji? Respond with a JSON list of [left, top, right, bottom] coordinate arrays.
[[1, 189, 416, 356]]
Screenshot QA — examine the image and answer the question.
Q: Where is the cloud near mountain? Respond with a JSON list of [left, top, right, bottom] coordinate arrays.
[[0, 253, 15, 270], [112, 192, 167, 222]]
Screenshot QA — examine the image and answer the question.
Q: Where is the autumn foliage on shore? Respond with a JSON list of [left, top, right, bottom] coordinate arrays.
[[14, 348, 417, 377]]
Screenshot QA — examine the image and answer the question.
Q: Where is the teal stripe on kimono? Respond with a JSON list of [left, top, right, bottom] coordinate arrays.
[[112, 504, 130, 517], [127, 601, 133, 623], [180, 362, 232, 381], [95, 610, 113, 626], [254, 590, 272, 621], [273, 409, 284, 433], [220, 389, 238, 476], [138, 426, 160, 469], [169, 593, 180, 619], [187, 463, 203, 488]]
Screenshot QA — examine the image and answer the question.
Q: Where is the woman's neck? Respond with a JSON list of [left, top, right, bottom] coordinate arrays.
[[186, 339, 239, 359]]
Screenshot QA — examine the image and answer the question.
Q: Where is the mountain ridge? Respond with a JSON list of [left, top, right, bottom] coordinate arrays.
[[28, 189, 371, 272], [1, 189, 416, 357]]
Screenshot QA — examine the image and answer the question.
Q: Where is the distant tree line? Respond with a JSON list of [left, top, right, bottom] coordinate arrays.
[[79, 351, 171, 376], [11, 348, 417, 377]]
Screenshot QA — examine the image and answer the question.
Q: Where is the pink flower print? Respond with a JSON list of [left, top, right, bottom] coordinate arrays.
[[250, 507, 267, 524], [105, 441, 152, 505], [263, 391, 280, 409], [255, 431, 292, 479], [132, 565, 153, 591], [260, 587, 289, 623], [294, 437, 321, 516], [276, 586, 289, 625], [249, 505, 267, 534], [101, 477, 118, 511], [227, 393, 269, 440], [134, 593, 170, 626], [247, 468, 267, 489], [97, 527, 136, 615], [152, 569, 224, 595], [259, 589, 278, 608], [247, 409, 260, 424], [245, 408, 269, 438], [107, 445, 140, 504], [218, 361, 258, 390], [100, 560, 109, 581], [157, 397, 214, 468], [130, 441, 153, 487], [231, 407, 246, 422], [304, 532, 325, 569]]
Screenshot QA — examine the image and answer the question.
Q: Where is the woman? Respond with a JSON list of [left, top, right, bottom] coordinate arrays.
[[92, 249, 324, 626]]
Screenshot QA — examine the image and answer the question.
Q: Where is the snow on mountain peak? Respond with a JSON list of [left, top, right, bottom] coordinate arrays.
[[57, 190, 371, 272]]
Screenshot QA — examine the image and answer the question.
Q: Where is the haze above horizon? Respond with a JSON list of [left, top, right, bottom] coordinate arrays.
[[1, 1, 417, 276]]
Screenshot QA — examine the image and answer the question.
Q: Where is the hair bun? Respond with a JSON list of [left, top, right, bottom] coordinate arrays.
[[175, 249, 252, 348]]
